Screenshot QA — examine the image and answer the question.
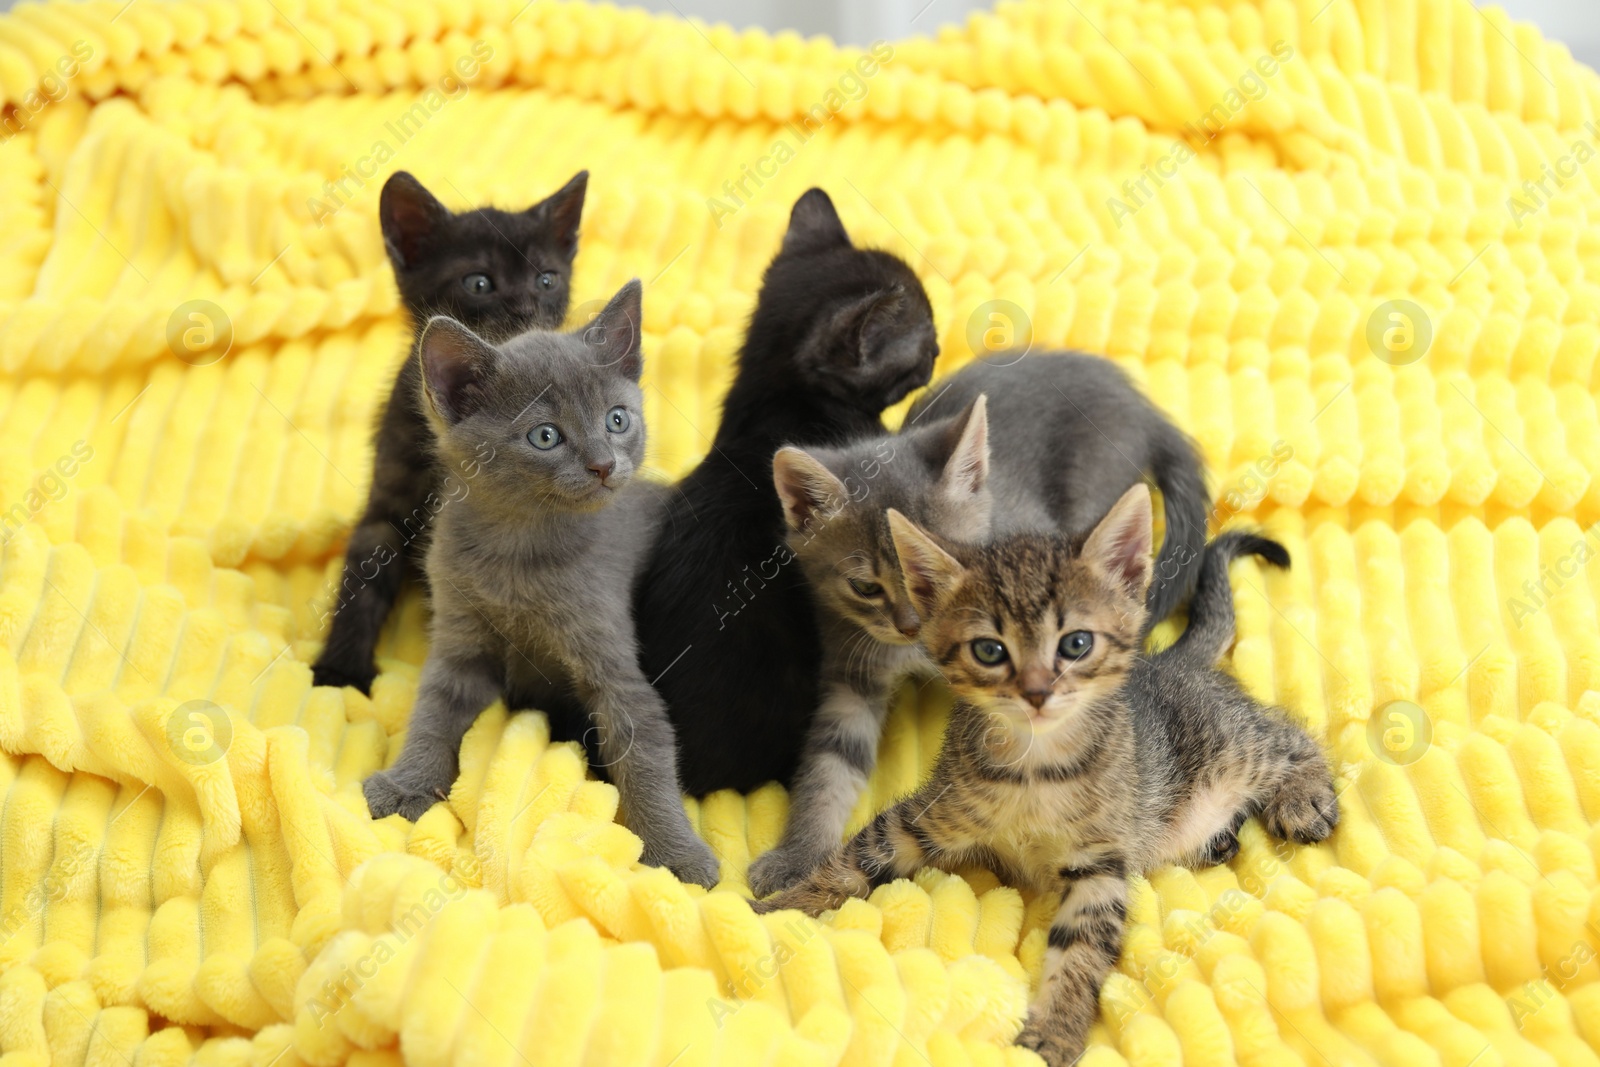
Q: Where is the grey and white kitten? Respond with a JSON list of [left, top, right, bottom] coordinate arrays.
[[750, 352, 1208, 896], [755, 491, 1337, 1067], [362, 280, 720, 888]]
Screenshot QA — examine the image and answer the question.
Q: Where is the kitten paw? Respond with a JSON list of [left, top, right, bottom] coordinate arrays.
[[1200, 828, 1241, 866], [749, 846, 826, 899], [363, 771, 446, 822], [643, 837, 720, 889], [1015, 1023, 1083, 1067], [312, 658, 376, 695], [1263, 779, 1340, 845]]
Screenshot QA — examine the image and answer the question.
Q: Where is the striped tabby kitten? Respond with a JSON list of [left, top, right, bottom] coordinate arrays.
[[748, 398, 992, 896], [754, 487, 1337, 1065]]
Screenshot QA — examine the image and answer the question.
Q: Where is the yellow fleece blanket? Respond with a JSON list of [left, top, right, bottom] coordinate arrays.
[[1, 0, 1599, 1063]]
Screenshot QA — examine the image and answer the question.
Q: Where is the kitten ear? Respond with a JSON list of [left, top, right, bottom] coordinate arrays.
[[782, 188, 851, 255], [529, 170, 588, 260], [887, 508, 965, 618], [772, 447, 849, 532], [1081, 483, 1154, 600], [380, 171, 450, 270], [581, 279, 643, 379], [419, 316, 496, 423], [935, 395, 989, 501]]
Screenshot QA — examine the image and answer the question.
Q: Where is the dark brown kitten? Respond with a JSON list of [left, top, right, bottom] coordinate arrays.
[[312, 170, 588, 693]]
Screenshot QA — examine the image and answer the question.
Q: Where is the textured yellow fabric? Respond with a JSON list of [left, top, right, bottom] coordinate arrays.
[[1, 0, 1600, 1063]]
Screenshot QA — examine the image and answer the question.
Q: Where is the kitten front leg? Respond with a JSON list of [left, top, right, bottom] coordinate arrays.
[[752, 787, 953, 915], [749, 680, 883, 897], [365, 649, 501, 821], [1017, 858, 1130, 1066], [572, 655, 720, 889], [1256, 725, 1339, 845]]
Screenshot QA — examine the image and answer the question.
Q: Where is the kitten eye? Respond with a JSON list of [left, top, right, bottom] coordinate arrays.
[[1059, 631, 1094, 661], [537, 271, 557, 290], [847, 578, 883, 598], [606, 406, 630, 433], [462, 273, 494, 295], [528, 424, 563, 450], [971, 638, 1008, 665]]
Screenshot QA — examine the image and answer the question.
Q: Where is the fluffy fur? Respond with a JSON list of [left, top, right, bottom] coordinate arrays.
[[362, 281, 720, 888], [747, 398, 992, 895], [754, 491, 1338, 1066], [904, 353, 1209, 625], [750, 352, 1205, 896], [313, 169, 589, 693], [633, 189, 939, 795]]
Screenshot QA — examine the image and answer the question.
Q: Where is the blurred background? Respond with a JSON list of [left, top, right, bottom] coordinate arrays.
[[0, 0, 1593, 72], [627, 0, 1600, 67]]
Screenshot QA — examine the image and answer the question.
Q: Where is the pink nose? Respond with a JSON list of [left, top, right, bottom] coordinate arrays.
[[589, 459, 614, 480], [1022, 690, 1050, 710]]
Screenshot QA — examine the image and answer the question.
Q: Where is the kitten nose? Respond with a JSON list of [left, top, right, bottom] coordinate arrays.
[[890, 599, 919, 637], [1022, 690, 1050, 710], [588, 458, 614, 481]]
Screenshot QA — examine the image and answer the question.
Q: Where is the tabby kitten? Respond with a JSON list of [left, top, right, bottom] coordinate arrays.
[[750, 351, 1206, 897], [362, 280, 720, 888], [754, 489, 1338, 1066], [634, 188, 939, 795], [313, 169, 589, 694], [746, 397, 992, 896]]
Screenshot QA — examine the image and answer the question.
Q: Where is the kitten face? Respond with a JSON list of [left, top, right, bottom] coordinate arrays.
[[746, 189, 940, 411], [418, 280, 647, 513], [773, 398, 991, 645], [381, 170, 588, 342], [889, 486, 1154, 740]]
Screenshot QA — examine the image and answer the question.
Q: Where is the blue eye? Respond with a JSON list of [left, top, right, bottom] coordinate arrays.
[[529, 424, 562, 450], [606, 406, 630, 433], [1059, 631, 1094, 660], [971, 639, 1008, 665], [462, 273, 493, 294]]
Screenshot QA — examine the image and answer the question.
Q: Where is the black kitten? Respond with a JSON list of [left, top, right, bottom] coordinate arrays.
[[312, 169, 588, 693], [634, 189, 939, 795]]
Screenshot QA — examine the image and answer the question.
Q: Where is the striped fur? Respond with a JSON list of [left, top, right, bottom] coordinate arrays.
[[753, 489, 1338, 1066]]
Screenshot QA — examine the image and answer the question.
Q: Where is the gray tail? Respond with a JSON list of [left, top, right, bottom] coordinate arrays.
[[1144, 427, 1210, 628], [1159, 531, 1289, 668]]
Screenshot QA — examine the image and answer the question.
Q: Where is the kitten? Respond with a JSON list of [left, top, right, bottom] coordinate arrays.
[[746, 398, 993, 896], [750, 352, 1206, 896], [634, 188, 939, 795], [362, 281, 720, 888], [754, 488, 1338, 1066], [313, 169, 589, 694], [904, 352, 1208, 625]]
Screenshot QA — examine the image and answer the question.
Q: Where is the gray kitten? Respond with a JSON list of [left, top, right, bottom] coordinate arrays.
[[362, 280, 720, 888], [749, 352, 1207, 897]]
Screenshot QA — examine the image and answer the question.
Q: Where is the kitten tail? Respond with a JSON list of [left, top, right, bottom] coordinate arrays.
[[1161, 531, 1288, 667]]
